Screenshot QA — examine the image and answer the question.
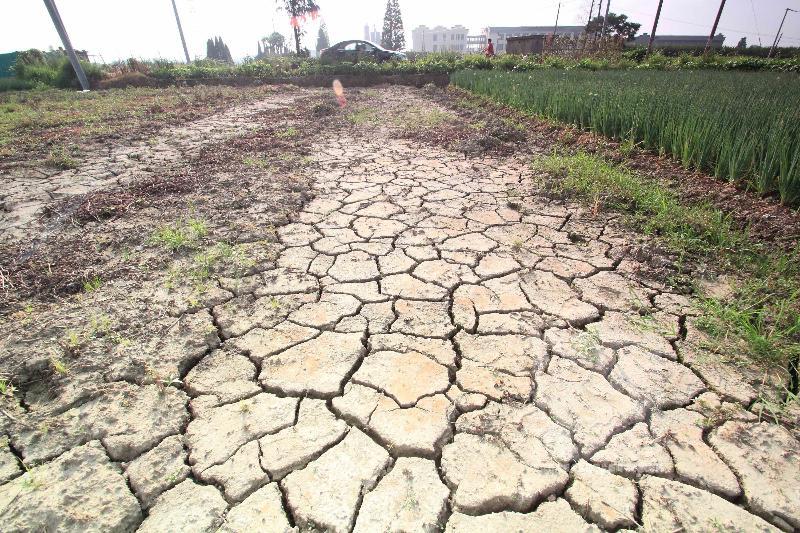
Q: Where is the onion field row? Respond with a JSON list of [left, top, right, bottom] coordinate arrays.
[[451, 69, 800, 205]]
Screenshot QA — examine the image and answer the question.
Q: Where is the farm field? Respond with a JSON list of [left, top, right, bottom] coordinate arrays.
[[0, 82, 798, 531], [452, 69, 800, 205]]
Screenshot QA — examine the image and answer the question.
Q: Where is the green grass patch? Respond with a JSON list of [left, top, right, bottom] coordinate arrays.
[[347, 103, 455, 130], [275, 125, 298, 138], [535, 152, 745, 255], [395, 106, 455, 130], [535, 152, 800, 379], [452, 69, 800, 206], [82, 275, 102, 293], [243, 155, 270, 168], [346, 106, 380, 125], [149, 218, 208, 252]]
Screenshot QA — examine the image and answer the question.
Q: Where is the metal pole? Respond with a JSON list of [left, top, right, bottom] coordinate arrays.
[[600, 0, 611, 38], [170, 0, 191, 63], [554, 2, 561, 35], [704, 0, 726, 55], [42, 0, 89, 90], [769, 9, 797, 58], [647, 0, 664, 55]]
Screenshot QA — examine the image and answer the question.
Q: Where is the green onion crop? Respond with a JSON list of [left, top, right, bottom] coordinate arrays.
[[452, 69, 800, 205]]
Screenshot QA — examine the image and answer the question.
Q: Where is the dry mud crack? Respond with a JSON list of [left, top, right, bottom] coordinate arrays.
[[1, 86, 799, 532]]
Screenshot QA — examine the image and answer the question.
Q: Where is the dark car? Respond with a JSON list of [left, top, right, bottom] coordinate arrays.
[[319, 40, 407, 63]]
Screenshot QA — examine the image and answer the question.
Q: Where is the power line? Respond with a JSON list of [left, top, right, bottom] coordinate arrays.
[[625, 7, 800, 43]]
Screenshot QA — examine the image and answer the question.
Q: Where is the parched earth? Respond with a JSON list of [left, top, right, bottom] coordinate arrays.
[[1, 86, 799, 532]]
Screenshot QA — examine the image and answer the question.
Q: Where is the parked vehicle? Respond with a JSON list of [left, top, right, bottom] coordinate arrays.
[[319, 40, 407, 63]]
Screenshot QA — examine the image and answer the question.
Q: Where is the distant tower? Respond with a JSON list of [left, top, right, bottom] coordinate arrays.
[[364, 24, 370, 40], [370, 25, 382, 44]]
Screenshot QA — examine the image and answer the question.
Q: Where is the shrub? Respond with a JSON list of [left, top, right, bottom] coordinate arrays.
[[14, 61, 59, 86], [622, 47, 648, 62], [97, 72, 159, 89], [0, 78, 35, 92], [55, 58, 105, 89], [15, 54, 104, 89]]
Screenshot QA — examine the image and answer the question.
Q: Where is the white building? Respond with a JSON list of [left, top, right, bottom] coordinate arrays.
[[411, 25, 469, 53], [486, 26, 585, 53], [466, 34, 487, 53]]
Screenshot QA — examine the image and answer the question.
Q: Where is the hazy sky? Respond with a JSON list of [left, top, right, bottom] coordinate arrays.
[[3, 0, 800, 62]]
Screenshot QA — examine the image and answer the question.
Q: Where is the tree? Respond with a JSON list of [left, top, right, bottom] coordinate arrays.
[[206, 36, 233, 62], [262, 32, 287, 55], [316, 23, 330, 53], [381, 0, 405, 51], [277, 0, 320, 55], [586, 12, 641, 40], [736, 37, 747, 49]]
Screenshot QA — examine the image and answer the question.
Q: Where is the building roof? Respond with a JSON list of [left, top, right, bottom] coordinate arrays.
[[631, 33, 725, 45], [487, 26, 585, 34], [413, 25, 468, 31]]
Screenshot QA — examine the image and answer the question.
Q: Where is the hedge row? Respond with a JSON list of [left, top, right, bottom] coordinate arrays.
[[147, 53, 800, 81]]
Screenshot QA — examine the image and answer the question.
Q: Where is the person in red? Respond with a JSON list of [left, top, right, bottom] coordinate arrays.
[[485, 38, 495, 57]]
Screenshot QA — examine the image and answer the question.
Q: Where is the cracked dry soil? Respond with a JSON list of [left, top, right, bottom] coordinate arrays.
[[1, 85, 799, 533]]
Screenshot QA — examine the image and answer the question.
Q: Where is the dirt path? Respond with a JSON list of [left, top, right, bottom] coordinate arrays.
[[0, 87, 798, 532]]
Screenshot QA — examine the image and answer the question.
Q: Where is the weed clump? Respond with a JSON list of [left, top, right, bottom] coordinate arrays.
[[311, 101, 337, 117], [150, 218, 208, 252], [45, 147, 78, 170]]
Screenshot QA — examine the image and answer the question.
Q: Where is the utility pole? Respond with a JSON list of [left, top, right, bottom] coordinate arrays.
[[170, 0, 191, 63], [593, 0, 604, 35], [647, 0, 664, 55], [42, 0, 89, 91], [600, 0, 611, 38], [554, 2, 561, 35], [704, 0, 726, 55], [769, 8, 797, 58]]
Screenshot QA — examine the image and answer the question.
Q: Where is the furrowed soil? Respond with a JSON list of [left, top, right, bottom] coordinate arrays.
[[0, 84, 798, 533]]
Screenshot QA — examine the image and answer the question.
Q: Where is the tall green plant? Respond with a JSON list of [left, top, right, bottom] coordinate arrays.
[[452, 69, 800, 205]]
